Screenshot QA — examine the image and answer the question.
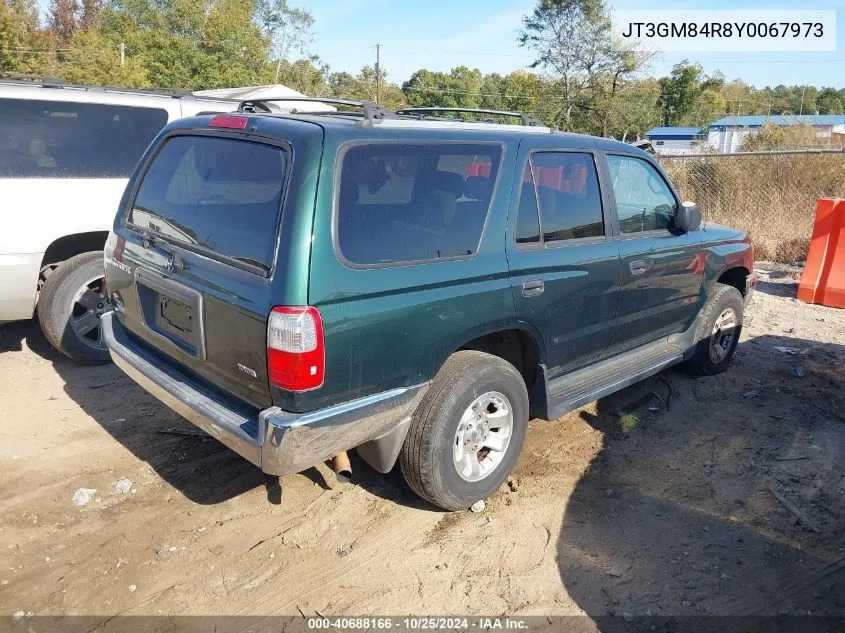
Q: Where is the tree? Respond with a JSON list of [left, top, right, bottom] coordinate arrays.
[[1, 0, 53, 77], [480, 70, 541, 113], [272, 57, 329, 94], [815, 88, 843, 115], [603, 78, 661, 140], [0, 2, 29, 75], [48, 0, 80, 43], [658, 61, 702, 126], [328, 65, 406, 109], [255, 0, 314, 81], [55, 28, 148, 86], [80, 0, 102, 30], [96, 0, 271, 90], [518, 0, 645, 131]]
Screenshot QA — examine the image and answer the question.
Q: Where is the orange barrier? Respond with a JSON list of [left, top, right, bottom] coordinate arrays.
[[797, 198, 845, 308]]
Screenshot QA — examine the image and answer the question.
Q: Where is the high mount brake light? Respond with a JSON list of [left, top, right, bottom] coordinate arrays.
[[208, 115, 249, 130]]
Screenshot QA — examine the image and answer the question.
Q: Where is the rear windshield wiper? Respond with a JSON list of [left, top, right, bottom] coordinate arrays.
[[232, 256, 271, 274]]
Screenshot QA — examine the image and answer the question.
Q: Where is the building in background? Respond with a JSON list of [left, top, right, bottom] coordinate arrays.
[[707, 115, 845, 153], [643, 127, 705, 155]]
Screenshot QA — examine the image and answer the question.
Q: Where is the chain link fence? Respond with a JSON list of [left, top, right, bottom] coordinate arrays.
[[659, 150, 845, 263]]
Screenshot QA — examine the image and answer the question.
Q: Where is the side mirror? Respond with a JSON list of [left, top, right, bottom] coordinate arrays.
[[675, 201, 701, 232]]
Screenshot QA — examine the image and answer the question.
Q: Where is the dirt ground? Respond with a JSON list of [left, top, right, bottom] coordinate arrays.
[[1, 263, 844, 628]]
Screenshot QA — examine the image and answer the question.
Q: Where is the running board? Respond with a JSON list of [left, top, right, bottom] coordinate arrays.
[[546, 338, 687, 420]]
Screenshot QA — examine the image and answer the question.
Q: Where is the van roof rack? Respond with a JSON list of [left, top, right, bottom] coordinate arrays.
[[395, 107, 545, 127], [0, 77, 236, 101], [237, 96, 396, 125]]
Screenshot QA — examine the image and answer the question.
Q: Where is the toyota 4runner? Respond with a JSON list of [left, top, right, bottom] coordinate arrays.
[[103, 101, 755, 510]]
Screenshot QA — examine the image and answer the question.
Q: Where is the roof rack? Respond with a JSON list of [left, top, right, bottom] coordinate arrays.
[[237, 96, 395, 125], [396, 107, 545, 127], [0, 77, 237, 102]]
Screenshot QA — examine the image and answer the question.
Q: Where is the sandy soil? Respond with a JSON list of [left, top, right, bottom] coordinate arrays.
[[1, 263, 844, 628]]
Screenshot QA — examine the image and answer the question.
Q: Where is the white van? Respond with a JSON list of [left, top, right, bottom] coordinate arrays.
[[0, 79, 235, 363]]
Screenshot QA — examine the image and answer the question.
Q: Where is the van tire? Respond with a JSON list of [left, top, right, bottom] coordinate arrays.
[[399, 351, 529, 511], [38, 251, 112, 365], [684, 283, 744, 376]]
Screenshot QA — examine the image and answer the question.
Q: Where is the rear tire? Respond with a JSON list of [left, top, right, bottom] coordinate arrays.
[[400, 351, 529, 510], [38, 251, 112, 364], [684, 283, 744, 376]]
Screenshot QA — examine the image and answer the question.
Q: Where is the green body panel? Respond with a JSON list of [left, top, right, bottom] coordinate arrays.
[[297, 125, 754, 414], [504, 137, 621, 379], [110, 113, 754, 418], [301, 127, 524, 413], [608, 229, 705, 356]]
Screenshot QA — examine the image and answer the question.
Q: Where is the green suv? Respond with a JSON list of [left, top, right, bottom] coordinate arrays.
[[102, 101, 755, 510]]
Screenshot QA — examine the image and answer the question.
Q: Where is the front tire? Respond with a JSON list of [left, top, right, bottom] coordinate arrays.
[[684, 283, 744, 376], [38, 251, 112, 364], [400, 351, 529, 510]]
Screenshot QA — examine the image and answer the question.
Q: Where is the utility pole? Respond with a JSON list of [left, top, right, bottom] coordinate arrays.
[[119, 42, 125, 66], [799, 85, 806, 115], [375, 43, 381, 106]]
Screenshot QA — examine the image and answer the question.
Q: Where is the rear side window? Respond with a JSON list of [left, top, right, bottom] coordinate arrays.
[[128, 135, 288, 272], [0, 98, 167, 178], [336, 143, 502, 266], [515, 152, 604, 246]]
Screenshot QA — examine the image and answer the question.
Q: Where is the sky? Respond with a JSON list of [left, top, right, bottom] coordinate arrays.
[[307, 0, 845, 89]]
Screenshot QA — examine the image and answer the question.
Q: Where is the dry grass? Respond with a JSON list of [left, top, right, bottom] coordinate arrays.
[[661, 152, 845, 263]]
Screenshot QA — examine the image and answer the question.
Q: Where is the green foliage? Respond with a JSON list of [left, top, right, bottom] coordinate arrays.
[[739, 123, 843, 152], [2, 0, 845, 144], [95, 0, 271, 90], [815, 88, 843, 115], [658, 61, 702, 126], [54, 28, 148, 86], [518, 0, 652, 133], [256, 0, 313, 62]]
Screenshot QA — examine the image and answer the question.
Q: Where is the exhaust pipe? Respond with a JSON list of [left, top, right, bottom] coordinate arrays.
[[331, 452, 352, 483]]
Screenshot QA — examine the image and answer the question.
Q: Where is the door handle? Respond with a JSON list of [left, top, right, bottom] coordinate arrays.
[[521, 280, 544, 297], [629, 260, 649, 275]]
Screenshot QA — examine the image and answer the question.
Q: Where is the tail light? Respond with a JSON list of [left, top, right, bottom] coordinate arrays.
[[267, 306, 324, 391]]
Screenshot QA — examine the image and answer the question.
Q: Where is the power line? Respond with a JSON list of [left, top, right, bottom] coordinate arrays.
[[381, 43, 534, 59]]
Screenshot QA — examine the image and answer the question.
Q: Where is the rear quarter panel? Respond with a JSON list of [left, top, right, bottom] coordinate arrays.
[[296, 130, 525, 413]]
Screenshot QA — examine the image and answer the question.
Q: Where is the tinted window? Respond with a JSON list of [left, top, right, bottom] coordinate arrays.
[[515, 165, 540, 245], [0, 98, 167, 178], [129, 136, 288, 272], [530, 152, 604, 243], [337, 143, 502, 265], [606, 155, 677, 234]]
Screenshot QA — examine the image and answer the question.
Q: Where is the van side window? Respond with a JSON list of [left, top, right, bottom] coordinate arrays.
[[336, 143, 502, 266], [0, 99, 167, 178], [606, 155, 677, 234]]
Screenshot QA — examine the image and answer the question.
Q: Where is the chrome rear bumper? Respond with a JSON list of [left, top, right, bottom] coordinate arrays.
[[102, 313, 427, 476]]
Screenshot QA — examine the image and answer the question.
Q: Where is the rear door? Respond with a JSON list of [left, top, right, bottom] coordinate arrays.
[[112, 128, 309, 409], [601, 152, 705, 356], [505, 141, 621, 378]]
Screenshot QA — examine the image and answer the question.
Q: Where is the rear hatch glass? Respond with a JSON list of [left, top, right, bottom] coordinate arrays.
[[118, 133, 290, 411], [128, 135, 288, 273]]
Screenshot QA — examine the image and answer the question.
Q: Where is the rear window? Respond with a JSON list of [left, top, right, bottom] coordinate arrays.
[[0, 98, 167, 178], [336, 143, 502, 266], [128, 135, 288, 272]]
